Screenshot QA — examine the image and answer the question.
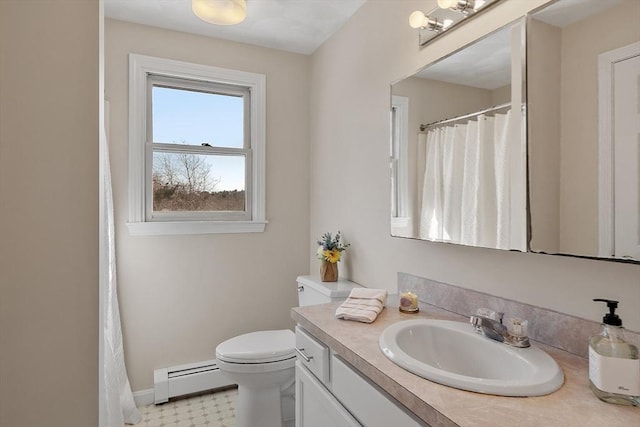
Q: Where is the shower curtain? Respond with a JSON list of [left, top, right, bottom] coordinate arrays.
[[419, 110, 512, 249], [101, 116, 141, 426]]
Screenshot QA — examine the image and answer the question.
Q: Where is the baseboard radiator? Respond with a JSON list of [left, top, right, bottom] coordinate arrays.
[[153, 359, 234, 404]]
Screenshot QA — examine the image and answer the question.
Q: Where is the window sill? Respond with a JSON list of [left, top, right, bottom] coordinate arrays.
[[126, 220, 267, 236]]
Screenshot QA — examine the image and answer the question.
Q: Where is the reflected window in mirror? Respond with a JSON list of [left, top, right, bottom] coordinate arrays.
[[391, 96, 411, 236]]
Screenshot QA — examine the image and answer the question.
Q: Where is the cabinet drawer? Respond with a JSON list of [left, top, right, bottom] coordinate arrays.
[[332, 355, 427, 427], [295, 326, 330, 384]]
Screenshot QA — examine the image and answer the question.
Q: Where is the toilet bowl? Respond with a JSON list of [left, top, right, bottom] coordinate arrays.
[[216, 329, 296, 427], [215, 276, 361, 427]]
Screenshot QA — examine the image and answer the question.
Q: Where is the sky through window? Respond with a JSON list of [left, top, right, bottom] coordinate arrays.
[[152, 86, 246, 191]]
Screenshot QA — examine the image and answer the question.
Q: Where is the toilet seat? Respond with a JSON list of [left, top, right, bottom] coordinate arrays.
[[216, 329, 295, 364], [216, 354, 296, 374]]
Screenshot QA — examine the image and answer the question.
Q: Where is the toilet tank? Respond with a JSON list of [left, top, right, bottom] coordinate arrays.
[[296, 275, 362, 307]]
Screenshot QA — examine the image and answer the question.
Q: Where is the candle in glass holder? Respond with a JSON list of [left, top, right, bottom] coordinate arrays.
[[399, 291, 419, 313]]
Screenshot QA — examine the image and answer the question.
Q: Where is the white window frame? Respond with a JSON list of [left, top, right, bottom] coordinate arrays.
[[390, 95, 410, 228], [127, 54, 267, 236]]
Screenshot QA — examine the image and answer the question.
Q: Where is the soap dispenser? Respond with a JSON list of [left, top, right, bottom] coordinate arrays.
[[588, 299, 640, 406]]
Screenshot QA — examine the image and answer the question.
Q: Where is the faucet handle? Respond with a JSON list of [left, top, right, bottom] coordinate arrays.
[[506, 317, 528, 338], [475, 308, 504, 323], [475, 307, 497, 320]]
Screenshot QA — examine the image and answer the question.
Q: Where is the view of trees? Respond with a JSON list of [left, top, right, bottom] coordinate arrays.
[[152, 152, 244, 212]]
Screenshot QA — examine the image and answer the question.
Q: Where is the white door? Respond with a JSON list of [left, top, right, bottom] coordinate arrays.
[[613, 53, 640, 260], [598, 41, 640, 260]]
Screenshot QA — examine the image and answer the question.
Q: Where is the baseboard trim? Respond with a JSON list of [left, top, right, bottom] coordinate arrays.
[[133, 389, 155, 407]]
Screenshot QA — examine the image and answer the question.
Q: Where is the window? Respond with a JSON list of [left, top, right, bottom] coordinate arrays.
[[390, 96, 409, 229], [127, 54, 266, 235]]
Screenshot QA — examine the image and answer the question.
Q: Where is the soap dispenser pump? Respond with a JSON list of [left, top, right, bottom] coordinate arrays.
[[588, 299, 640, 406]]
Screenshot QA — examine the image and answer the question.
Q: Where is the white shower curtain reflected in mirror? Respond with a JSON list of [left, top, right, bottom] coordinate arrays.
[[419, 110, 512, 249], [101, 112, 141, 425]]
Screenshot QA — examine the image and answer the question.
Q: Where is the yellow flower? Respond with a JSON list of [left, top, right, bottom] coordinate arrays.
[[324, 249, 341, 263]]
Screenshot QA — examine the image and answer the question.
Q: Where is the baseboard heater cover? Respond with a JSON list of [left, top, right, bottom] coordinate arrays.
[[153, 359, 234, 404]]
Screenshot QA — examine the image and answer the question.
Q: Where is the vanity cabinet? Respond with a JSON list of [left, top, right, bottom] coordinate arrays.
[[295, 326, 428, 427], [295, 326, 359, 427]]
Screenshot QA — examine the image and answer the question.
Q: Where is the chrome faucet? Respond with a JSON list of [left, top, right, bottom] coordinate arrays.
[[470, 309, 530, 348]]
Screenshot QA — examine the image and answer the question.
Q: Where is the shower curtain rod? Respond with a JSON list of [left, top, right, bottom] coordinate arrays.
[[420, 102, 511, 131]]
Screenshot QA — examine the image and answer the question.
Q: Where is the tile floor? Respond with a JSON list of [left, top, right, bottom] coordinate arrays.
[[133, 388, 237, 427]]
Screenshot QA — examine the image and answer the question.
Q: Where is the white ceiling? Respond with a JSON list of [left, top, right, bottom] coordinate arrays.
[[532, 0, 623, 28], [104, 0, 366, 55], [417, 25, 512, 90]]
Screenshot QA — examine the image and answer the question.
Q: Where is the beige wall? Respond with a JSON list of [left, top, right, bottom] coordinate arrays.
[[528, 18, 561, 253], [309, 0, 640, 330], [491, 84, 510, 105], [393, 77, 494, 126], [105, 19, 311, 391], [0, 0, 99, 425]]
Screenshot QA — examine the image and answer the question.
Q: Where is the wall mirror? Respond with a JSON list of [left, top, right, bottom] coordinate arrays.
[[391, 0, 640, 263], [390, 18, 527, 252], [528, 0, 639, 262]]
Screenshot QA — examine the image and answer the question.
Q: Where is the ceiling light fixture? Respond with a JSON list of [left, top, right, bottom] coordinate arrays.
[[192, 0, 247, 25]]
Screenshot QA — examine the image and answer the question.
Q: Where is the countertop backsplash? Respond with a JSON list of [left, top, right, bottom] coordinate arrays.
[[398, 272, 640, 358]]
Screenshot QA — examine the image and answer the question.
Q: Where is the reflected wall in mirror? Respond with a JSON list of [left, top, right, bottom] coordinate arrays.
[[528, 0, 640, 261], [390, 19, 527, 252]]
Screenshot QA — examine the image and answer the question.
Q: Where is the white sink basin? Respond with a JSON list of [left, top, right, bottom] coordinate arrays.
[[379, 318, 564, 396]]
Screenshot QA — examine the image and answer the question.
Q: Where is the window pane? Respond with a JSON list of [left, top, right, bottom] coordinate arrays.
[[152, 152, 245, 212], [152, 86, 244, 148]]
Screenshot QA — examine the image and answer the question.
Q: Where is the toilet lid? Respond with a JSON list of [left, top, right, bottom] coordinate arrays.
[[216, 329, 295, 364]]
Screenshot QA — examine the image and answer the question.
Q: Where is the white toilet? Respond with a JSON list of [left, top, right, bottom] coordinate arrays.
[[215, 275, 361, 427]]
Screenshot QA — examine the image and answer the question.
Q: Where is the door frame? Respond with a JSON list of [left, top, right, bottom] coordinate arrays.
[[597, 41, 640, 258]]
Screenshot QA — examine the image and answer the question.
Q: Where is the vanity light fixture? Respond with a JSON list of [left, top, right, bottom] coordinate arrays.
[[192, 0, 247, 25], [410, 0, 501, 47]]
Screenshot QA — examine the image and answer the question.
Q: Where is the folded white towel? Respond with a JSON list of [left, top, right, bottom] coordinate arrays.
[[335, 288, 388, 323]]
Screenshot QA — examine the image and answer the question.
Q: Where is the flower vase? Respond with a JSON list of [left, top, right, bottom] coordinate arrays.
[[320, 260, 338, 282]]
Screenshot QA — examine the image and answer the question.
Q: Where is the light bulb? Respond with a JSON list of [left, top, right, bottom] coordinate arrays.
[[474, 0, 486, 9], [437, 0, 459, 8], [409, 11, 428, 29], [442, 19, 454, 29]]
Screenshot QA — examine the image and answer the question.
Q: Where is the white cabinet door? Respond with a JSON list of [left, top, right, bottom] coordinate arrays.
[[332, 355, 428, 427], [295, 362, 361, 427]]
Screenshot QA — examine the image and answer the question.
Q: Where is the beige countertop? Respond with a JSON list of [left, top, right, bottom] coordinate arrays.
[[291, 301, 640, 427]]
